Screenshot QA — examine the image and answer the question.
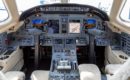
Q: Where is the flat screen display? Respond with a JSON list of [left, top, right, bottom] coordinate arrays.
[[47, 20, 59, 34], [32, 19, 46, 28], [85, 19, 96, 29], [32, 19, 45, 24], [54, 39, 63, 44], [69, 22, 80, 33], [66, 39, 75, 44], [87, 19, 96, 24]]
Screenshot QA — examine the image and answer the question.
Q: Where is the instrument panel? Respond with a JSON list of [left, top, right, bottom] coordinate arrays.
[[20, 13, 110, 46], [0, 3, 111, 50], [121, 32, 130, 56], [23, 13, 106, 34], [9, 3, 111, 47]]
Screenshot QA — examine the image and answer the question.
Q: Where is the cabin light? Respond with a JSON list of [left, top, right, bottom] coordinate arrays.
[[0, 66, 3, 70]]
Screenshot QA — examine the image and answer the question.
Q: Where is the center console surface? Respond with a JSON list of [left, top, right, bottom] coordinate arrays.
[[49, 38, 80, 80]]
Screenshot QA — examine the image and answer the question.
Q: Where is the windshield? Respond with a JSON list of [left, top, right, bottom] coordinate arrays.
[[16, 0, 113, 15], [120, 0, 130, 22], [0, 0, 8, 22]]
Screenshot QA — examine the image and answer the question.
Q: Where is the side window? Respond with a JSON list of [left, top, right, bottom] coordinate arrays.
[[120, 0, 130, 22], [0, 0, 8, 22]]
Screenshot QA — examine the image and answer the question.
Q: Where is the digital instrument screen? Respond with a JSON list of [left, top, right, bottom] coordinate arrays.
[[32, 19, 45, 28], [47, 20, 59, 34], [69, 22, 80, 33], [32, 19, 45, 24], [84, 19, 96, 29], [54, 39, 63, 44], [66, 39, 75, 44]]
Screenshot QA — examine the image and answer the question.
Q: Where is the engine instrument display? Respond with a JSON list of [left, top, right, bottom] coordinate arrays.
[[47, 20, 59, 34]]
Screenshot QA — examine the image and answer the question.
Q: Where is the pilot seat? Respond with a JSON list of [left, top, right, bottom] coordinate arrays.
[[0, 71, 25, 80], [31, 70, 49, 80], [78, 64, 101, 80]]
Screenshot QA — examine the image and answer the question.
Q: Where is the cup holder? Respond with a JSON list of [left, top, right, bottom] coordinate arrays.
[[0, 55, 9, 60], [119, 55, 128, 60]]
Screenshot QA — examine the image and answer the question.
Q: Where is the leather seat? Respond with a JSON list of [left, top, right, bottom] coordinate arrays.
[[105, 64, 122, 75], [31, 70, 49, 80], [78, 64, 101, 80], [5, 71, 25, 80]]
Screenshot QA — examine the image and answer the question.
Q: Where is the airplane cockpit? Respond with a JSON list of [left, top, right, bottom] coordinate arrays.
[[0, 0, 130, 80]]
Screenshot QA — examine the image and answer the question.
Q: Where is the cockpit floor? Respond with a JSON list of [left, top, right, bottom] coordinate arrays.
[[23, 57, 51, 80], [23, 57, 89, 80]]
